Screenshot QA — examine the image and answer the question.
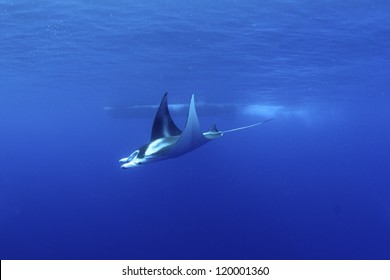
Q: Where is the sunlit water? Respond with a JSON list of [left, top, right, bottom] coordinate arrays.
[[0, 0, 389, 259]]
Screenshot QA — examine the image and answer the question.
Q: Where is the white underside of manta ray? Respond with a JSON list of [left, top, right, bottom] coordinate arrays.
[[119, 93, 272, 168]]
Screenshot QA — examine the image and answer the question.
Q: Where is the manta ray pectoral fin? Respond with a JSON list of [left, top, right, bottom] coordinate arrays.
[[150, 92, 182, 141], [166, 94, 210, 157]]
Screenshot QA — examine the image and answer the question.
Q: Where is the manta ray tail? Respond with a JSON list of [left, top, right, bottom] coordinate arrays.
[[222, 118, 273, 134]]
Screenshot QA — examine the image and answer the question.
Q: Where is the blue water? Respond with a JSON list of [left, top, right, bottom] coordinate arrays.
[[1, 0, 390, 260]]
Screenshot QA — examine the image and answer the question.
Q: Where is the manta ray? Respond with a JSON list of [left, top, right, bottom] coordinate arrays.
[[119, 93, 272, 168]]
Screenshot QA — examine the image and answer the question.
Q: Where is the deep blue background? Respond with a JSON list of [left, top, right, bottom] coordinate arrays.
[[1, 0, 390, 259]]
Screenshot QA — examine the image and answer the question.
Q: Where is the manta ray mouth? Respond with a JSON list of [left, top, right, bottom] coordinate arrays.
[[119, 93, 271, 169]]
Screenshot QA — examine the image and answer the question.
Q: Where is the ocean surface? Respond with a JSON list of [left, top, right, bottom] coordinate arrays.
[[1, 0, 390, 259]]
